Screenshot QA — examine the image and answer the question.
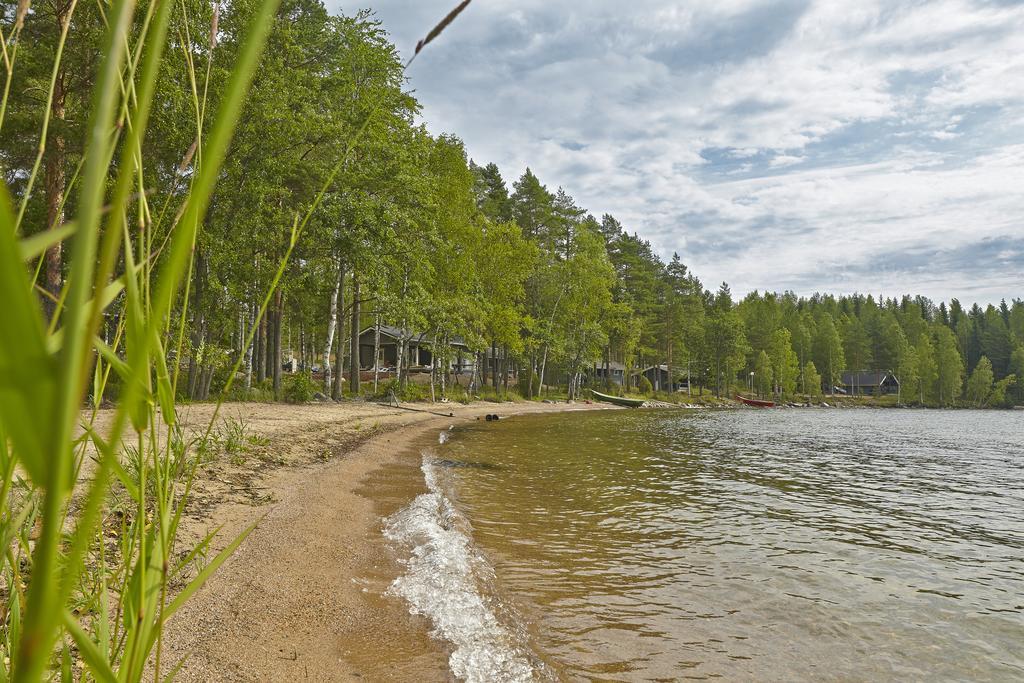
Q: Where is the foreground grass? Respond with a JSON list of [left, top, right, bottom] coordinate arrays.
[[0, 1, 472, 679]]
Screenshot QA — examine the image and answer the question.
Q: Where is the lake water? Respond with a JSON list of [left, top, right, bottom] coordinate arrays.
[[384, 408, 1024, 681]]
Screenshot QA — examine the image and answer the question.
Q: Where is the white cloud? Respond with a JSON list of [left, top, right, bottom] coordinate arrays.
[[769, 154, 805, 168], [343, 0, 1024, 302]]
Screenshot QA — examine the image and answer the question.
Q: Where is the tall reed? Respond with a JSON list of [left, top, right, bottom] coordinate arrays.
[[0, 0, 470, 679], [0, 0, 282, 678]]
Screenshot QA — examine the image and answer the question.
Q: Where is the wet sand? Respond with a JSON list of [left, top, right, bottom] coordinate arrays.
[[153, 399, 616, 681]]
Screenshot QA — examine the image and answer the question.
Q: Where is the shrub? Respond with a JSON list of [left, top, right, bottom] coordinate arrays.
[[226, 378, 276, 403], [445, 384, 473, 404], [518, 370, 540, 398], [639, 376, 653, 395], [399, 382, 427, 402], [373, 377, 399, 399], [283, 372, 317, 404]]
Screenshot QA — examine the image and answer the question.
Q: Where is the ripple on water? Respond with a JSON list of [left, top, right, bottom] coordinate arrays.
[[435, 408, 1024, 681]]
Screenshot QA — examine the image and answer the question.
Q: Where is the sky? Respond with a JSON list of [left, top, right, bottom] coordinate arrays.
[[334, 0, 1024, 305]]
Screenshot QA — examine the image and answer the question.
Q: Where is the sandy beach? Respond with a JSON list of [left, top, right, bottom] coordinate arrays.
[[147, 399, 616, 681]]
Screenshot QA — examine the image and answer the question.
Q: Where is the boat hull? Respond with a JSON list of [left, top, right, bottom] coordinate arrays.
[[590, 390, 646, 408], [735, 394, 775, 407]]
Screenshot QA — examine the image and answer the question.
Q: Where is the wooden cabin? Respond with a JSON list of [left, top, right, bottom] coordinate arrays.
[[841, 371, 900, 396], [634, 365, 686, 392], [591, 360, 627, 386], [357, 326, 469, 372]]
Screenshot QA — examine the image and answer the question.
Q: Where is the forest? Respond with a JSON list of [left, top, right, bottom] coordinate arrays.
[[4, 0, 1023, 410]]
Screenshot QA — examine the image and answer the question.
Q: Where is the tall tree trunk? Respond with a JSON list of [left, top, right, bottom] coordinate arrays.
[[42, 70, 66, 321], [245, 302, 255, 390], [539, 346, 550, 398], [349, 272, 360, 395], [502, 345, 509, 393], [429, 329, 437, 402], [373, 314, 381, 393], [237, 303, 245, 367], [442, 334, 450, 397], [491, 341, 498, 391], [396, 336, 406, 391], [272, 290, 283, 397], [667, 341, 673, 393], [265, 308, 274, 386], [256, 308, 266, 383], [332, 263, 346, 399], [481, 345, 488, 386], [323, 261, 342, 394], [269, 306, 277, 378], [200, 364, 215, 400], [187, 253, 207, 399]]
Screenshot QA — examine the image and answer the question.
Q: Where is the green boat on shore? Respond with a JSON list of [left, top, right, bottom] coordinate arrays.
[[590, 389, 647, 408]]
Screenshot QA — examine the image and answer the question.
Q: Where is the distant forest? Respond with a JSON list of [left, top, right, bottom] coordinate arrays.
[[4, 0, 1022, 407]]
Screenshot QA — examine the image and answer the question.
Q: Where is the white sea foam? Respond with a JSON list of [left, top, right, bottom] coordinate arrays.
[[384, 451, 544, 682]]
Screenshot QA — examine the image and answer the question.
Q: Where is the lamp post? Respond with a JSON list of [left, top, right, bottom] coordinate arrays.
[[749, 371, 755, 395]]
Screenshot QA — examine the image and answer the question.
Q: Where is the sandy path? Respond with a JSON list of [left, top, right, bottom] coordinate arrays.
[[153, 399, 617, 681]]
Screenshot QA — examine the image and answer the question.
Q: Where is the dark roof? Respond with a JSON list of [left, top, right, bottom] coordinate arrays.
[[360, 325, 415, 342], [841, 371, 898, 386], [358, 325, 467, 348]]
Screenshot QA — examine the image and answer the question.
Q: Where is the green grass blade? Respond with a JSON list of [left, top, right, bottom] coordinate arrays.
[[17, 222, 76, 261], [14, 0, 138, 674], [169, 527, 218, 583], [0, 185, 54, 487], [62, 611, 118, 683], [162, 518, 261, 621], [161, 656, 189, 683], [82, 425, 140, 501], [153, 335, 176, 427]]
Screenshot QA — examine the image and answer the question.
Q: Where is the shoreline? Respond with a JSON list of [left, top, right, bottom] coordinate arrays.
[[139, 397, 1001, 680], [153, 399, 617, 681]]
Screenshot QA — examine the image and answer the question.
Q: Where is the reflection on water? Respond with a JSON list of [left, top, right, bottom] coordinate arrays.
[[439, 408, 1024, 681]]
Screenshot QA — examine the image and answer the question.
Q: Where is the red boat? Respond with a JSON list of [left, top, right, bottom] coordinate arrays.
[[735, 394, 775, 407]]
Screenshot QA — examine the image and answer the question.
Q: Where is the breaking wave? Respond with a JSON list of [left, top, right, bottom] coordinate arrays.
[[383, 442, 548, 682]]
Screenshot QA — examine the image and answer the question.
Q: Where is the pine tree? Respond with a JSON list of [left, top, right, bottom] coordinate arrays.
[[705, 284, 746, 397], [812, 313, 844, 394], [842, 315, 873, 376], [803, 361, 823, 397], [980, 305, 1012, 377], [915, 334, 938, 404], [935, 326, 965, 406], [1011, 345, 1024, 403], [768, 328, 799, 397], [471, 161, 512, 222]]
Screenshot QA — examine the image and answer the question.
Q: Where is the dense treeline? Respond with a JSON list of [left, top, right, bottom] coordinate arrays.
[[4, 0, 1022, 408]]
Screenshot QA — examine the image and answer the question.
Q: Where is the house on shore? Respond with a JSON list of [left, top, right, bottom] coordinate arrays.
[[357, 326, 470, 372], [591, 360, 627, 387], [841, 371, 900, 396], [635, 365, 686, 392]]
